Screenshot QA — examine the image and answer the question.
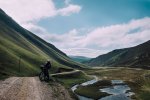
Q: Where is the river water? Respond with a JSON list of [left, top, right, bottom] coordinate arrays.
[[71, 76, 134, 100]]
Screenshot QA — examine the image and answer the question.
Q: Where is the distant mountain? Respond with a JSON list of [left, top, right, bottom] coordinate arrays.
[[0, 9, 85, 78], [85, 40, 150, 69], [69, 56, 92, 63]]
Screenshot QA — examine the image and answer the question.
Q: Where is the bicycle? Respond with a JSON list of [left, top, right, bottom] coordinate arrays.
[[39, 65, 49, 82]]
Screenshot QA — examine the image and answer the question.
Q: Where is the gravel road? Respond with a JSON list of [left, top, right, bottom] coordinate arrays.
[[0, 77, 73, 100]]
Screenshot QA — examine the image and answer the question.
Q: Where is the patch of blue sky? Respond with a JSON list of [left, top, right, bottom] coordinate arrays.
[[38, 0, 150, 34]]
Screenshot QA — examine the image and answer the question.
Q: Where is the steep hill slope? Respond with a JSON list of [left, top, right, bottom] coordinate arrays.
[[0, 9, 85, 78], [85, 40, 150, 68]]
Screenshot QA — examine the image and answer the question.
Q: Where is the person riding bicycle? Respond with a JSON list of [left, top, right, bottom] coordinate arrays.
[[44, 60, 51, 80]]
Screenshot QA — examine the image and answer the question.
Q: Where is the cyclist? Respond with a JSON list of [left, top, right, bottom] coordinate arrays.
[[44, 60, 51, 81]]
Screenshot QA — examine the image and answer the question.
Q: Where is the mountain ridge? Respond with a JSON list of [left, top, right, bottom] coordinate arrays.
[[85, 40, 150, 68]]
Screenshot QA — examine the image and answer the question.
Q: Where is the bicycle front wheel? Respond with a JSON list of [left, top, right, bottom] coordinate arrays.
[[39, 72, 45, 81]]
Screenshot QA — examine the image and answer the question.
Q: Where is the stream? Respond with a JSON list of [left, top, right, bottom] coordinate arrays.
[[71, 76, 134, 100]]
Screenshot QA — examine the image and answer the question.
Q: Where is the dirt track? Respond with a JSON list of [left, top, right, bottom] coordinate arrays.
[[0, 77, 73, 100]]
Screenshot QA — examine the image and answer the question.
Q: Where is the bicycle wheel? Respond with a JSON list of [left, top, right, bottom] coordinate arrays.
[[39, 72, 45, 81], [44, 75, 49, 82]]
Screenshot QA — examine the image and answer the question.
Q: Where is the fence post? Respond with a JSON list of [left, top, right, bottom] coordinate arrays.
[[19, 56, 21, 74]]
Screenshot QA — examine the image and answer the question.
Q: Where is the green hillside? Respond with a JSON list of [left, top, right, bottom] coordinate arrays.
[[85, 40, 150, 68], [0, 8, 86, 78]]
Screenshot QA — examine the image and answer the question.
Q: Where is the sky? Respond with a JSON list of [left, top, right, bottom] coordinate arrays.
[[0, 0, 150, 57]]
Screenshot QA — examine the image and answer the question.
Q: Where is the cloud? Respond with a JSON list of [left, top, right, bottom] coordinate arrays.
[[40, 29, 85, 48], [22, 23, 47, 35], [57, 4, 81, 16], [0, 0, 82, 24], [61, 48, 109, 58], [83, 17, 150, 49], [0, 0, 56, 24], [37, 17, 150, 57]]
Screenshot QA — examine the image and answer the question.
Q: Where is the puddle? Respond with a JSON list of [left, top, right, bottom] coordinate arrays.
[[71, 76, 134, 100], [71, 76, 98, 91], [100, 85, 130, 95], [71, 76, 98, 100], [71, 84, 78, 91], [100, 80, 134, 100], [111, 80, 123, 84], [81, 76, 98, 86], [71, 84, 93, 100], [100, 94, 131, 100]]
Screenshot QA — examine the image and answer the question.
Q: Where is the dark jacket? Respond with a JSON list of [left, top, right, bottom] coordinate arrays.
[[45, 62, 51, 69]]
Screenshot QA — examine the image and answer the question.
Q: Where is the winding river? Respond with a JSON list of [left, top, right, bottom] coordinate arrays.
[[71, 76, 134, 100]]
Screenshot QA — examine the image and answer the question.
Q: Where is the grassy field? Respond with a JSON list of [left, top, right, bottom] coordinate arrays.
[[52, 70, 91, 88], [75, 67, 150, 100]]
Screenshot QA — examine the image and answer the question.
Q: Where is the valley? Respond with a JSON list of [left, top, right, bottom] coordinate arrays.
[[0, 3, 150, 100]]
